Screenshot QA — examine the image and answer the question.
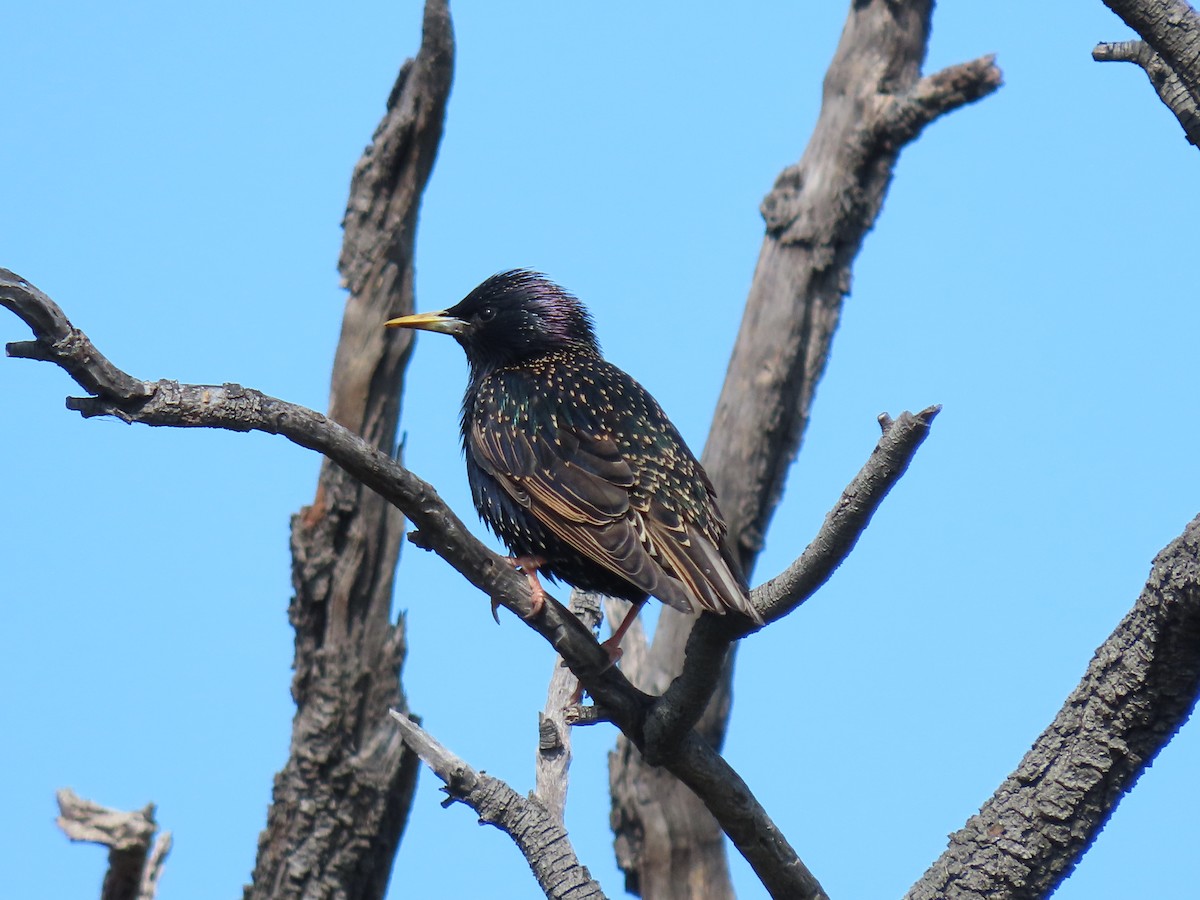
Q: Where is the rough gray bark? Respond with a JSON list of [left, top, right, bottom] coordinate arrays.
[[55, 789, 172, 900], [1096, 0, 1200, 145], [1093, 40, 1200, 143], [245, 3, 453, 898], [389, 712, 608, 900], [906, 515, 1200, 900], [1100, 0, 1200, 96], [609, 2, 1002, 894]]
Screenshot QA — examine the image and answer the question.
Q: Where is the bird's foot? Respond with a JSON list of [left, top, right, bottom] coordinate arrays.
[[563, 644, 620, 708], [499, 554, 547, 620], [565, 615, 635, 705], [594, 596, 645, 668], [568, 679, 586, 707], [597, 635, 625, 671]]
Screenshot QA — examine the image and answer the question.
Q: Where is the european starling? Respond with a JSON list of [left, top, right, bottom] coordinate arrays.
[[385, 270, 762, 654]]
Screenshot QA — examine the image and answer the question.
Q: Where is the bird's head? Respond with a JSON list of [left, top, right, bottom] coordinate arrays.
[[385, 270, 599, 373]]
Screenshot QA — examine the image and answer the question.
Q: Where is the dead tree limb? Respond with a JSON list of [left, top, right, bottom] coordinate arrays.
[[1095, 1, 1200, 145], [1093, 38, 1200, 144], [906, 514, 1200, 900], [2, 265, 852, 898], [536, 590, 605, 821], [610, 1, 1002, 894], [0, 7, 973, 894], [55, 789, 172, 900], [388, 711, 607, 900], [641, 406, 941, 761], [244, 2, 453, 897]]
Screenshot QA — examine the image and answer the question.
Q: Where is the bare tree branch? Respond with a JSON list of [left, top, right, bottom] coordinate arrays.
[[752, 408, 941, 620], [1093, 39, 1200, 144], [641, 406, 942, 761], [536, 590, 605, 821], [907, 514, 1200, 899], [0, 266, 624, 691], [254, 1, 453, 896], [610, 0, 1001, 892], [55, 788, 172, 900], [11, 4, 1194, 898], [1100, 0, 1200, 99], [709, 32, 997, 581], [388, 711, 607, 900], [4, 8, 951, 879], [3, 261, 854, 898], [1097, 0, 1200, 145]]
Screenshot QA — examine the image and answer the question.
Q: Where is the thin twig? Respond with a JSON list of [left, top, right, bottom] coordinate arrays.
[[753, 407, 941, 620]]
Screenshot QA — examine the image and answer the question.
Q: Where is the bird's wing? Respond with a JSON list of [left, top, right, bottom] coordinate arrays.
[[468, 403, 758, 621], [469, 414, 690, 610], [636, 494, 758, 621]]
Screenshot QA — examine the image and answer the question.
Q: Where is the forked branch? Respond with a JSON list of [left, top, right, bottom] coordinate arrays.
[[4, 269, 855, 897], [55, 789, 172, 900], [641, 407, 942, 761], [609, 0, 1002, 889], [1096, 0, 1200, 146]]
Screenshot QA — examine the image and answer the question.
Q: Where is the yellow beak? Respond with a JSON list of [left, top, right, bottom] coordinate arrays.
[[383, 311, 467, 336]]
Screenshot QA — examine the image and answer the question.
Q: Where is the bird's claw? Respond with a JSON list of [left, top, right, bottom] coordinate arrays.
[[566, 639, 623, 706], [597, 637, 624, 673], [568, 679, 586, 706], [505, 554, 547, 620], [489, 556, 547, 622], [526, 584, 545, 619]]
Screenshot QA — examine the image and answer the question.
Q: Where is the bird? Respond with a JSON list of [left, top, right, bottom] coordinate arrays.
[[385, 270, 763, 658]]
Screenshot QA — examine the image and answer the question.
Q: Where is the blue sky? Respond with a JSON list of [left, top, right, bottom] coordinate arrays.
[[3, 2, 1197, 898]]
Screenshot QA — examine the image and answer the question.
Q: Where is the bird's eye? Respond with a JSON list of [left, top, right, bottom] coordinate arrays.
[[478, 305, 497, 322]]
